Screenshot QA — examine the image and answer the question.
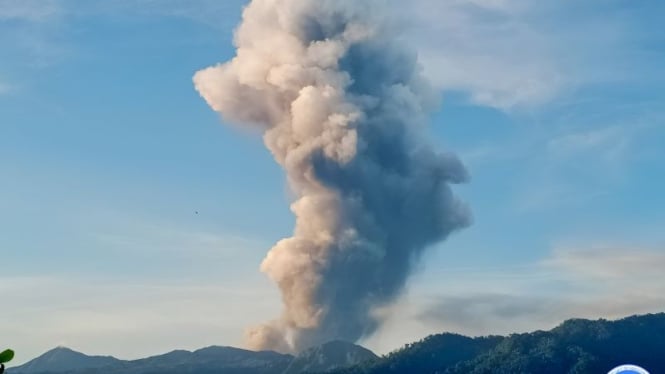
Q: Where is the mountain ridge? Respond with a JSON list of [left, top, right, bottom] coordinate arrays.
[[8, 347, 122, 374], [8, 313, 665, 374], [283, 340, 378, 374], [332, 312, 665, 374], [7, 342, 369, 374]]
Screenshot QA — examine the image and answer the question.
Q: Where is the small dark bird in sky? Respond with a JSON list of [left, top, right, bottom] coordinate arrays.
[[195, 211, 199, 215]]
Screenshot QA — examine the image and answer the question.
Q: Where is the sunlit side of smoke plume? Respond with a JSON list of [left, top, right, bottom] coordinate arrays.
[[194, 0, 470, 353]]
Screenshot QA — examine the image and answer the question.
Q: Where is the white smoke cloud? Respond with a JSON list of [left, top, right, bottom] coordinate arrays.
[[194, 0, 470, 353]]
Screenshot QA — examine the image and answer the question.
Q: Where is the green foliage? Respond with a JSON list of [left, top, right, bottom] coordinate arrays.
[[331, 313, 665, 374], [329, 334, 503, 374], [0, 349, 14, 364]]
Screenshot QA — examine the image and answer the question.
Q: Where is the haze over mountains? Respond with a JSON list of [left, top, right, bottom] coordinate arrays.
[[8, 313, 665, 374], [8, 341, 373, 374]]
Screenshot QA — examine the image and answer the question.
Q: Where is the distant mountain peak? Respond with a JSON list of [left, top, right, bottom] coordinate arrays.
[[46, 346, 75, 353], [9, 345, 295, 374], [283, 341, 378, 374], [10, 347, 121, 374], [318, 340, 367, 349]]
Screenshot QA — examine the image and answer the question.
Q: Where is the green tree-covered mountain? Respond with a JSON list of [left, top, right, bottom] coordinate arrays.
[[334, 313, 665, 374], [8, 313, 665, 373]]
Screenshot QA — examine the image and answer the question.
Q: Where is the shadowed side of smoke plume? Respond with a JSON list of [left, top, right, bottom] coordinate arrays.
[[193, 0, 471, 353]]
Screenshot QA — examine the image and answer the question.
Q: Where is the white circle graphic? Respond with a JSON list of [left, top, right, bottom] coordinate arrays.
[[607, 364, 650, 374]]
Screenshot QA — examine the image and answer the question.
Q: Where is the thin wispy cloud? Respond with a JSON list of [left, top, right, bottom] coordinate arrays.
[[0, 0, 60, 21], [393, 0, 664, 110], [0, 275, 279, 365], [457, 113, 662, 213], [513, 181, 610, 213], [548, 126, 629, 159], [394, 0, 568, 109], [355, 244, 665, 355], [546, 246, 665, 283], [0, 81, 11, 95], [0, 0, 243, 97], [54, 0, 244, 30], [92, 222, 266, 260], [0, 0, 67, 81]]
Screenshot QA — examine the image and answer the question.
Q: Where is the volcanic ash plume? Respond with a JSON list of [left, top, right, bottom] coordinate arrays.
[[194, 0, 471, 353]]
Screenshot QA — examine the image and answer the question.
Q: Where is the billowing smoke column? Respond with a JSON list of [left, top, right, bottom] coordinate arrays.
[[194, 0, 471, 353]]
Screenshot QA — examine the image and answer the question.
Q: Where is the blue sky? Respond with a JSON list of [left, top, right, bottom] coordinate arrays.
[[1, 0, 665, 364]]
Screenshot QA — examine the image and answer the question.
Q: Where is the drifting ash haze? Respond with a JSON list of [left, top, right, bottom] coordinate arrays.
[[194, 0, 470, 353]]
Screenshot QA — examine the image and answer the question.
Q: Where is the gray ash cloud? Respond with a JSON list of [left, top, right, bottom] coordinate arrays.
[[194, 0, 470, 353]]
